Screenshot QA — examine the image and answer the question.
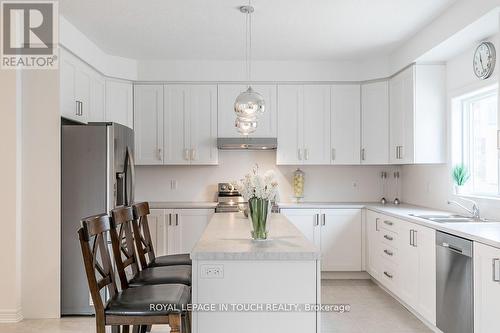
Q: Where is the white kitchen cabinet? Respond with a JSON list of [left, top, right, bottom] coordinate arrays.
[[330, 85, 361, 165], [321, 209, 362, 271], [218, 85, 277, 138], [106, 79, 133, 129], [134, 85, 164, 165], [277, 85, 330, 165], [361, 81, 389, 164], [89, 74, 106, 122], [367, 212, 436, 325], [60, 49, 90, 123], [474, 242, 500, 333], [164, 85, 218, 165], [398, 221, 436, 324], [389, 64, 445, 164], [366, 210, 382, 279], [151, 208, 214, 256], [281, 208, 362, 271], [279, 209, 320, 246]]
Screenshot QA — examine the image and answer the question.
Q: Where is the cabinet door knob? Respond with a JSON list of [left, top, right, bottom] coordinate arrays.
[[493, 258, 500, 282]]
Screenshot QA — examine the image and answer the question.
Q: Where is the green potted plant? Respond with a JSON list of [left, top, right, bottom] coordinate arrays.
[[452, 164, 470, 194]]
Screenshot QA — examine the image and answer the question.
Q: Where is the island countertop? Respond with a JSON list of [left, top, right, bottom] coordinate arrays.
[[190, 212, 321, 261]]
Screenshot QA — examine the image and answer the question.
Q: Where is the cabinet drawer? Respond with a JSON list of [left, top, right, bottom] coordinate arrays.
[[379, 229, 398, 247], [379, 217, 398, 233], [379, 244, 398, 264], [380, 258, 399, 293]]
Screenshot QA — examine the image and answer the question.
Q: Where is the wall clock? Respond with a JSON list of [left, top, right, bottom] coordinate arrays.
[[473, 41, 496, 80]]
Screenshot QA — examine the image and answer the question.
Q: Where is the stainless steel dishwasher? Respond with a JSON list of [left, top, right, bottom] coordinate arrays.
[[436, 231, 473, 333]]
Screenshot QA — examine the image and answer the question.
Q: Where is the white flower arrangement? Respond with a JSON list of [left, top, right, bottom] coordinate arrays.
[[234, 165, 279, 202]]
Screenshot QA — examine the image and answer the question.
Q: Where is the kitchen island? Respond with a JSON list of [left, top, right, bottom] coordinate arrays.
[[190, 212, 321, 333]]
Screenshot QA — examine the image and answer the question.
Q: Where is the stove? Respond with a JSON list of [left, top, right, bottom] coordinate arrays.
[[215, 182, 247, 213]]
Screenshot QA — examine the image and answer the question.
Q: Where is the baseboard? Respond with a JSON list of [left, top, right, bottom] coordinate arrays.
[[0, 308, 23, 323], [321, 271, 371, 280]]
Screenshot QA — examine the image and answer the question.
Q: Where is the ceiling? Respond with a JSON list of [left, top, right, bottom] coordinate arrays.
[[60, 0, 457, 61]]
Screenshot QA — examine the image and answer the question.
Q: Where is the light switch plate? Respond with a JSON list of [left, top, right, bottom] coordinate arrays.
[[200, 264, 224, 279]]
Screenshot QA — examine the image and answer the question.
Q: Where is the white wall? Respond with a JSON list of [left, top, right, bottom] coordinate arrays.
[[401, 32, 500, 220], [21, 70, 60, 318], [0, 71, 22, 323], [136, 151, 401, 203]]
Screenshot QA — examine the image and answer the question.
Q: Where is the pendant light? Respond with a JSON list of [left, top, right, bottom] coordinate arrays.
[[234, 2, 265, 135]]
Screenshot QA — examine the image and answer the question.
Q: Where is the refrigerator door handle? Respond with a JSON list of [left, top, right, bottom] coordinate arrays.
[[124, 146, 136, 205]]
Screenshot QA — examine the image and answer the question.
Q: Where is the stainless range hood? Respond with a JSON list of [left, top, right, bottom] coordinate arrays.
[[217, 137, 277, 150]]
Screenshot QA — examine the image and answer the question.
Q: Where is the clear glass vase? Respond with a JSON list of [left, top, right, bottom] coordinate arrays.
[[248, 197, 271, 240]]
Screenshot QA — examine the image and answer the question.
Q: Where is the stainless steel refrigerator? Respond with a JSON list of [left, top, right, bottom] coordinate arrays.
[[61, 122, 135, 315]]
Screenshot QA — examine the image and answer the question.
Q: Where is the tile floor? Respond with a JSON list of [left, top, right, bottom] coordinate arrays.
[[0, 280, 432, 333]]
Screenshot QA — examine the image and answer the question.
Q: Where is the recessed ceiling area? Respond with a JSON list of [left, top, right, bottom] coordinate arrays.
[[60, 0, 457, 61]]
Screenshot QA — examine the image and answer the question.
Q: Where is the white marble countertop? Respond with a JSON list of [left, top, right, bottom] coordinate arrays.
[[190, 212, 321, 260], [148, 201, 218, 209]]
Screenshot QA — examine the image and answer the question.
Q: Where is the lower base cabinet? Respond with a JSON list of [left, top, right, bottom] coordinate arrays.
[[281, 208, 362, 271], [474, 242, 500, 333], [366, 211, 436, 325], [149, 208, 214, 255]]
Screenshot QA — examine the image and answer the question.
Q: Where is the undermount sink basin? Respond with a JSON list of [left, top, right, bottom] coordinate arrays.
[[409, 214, 488, 223]]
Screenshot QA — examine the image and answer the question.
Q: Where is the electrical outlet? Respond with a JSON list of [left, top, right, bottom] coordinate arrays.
[[200, 264, 224, 279]]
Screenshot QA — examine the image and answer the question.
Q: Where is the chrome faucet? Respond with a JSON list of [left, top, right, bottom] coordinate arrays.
[[447, 198, 481, 221]]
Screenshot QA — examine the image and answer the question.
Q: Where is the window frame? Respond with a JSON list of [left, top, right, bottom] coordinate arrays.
[[451, 83, 499, 198]]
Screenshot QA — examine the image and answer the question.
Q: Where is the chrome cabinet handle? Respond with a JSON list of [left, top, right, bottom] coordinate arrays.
[[383, 271, 393, 279], [361, 148, 365, 161], [183, 149, 190, 161], [383, 234, 393, 241], [157, 148, 162, 161], [168, 214, 172, 226], [410, 230, 414, 246], [321, 214, 326, 226], [384, 220, 393, 226], [384, 249, 393, 256], [304, 148, 309, 161], [314, 214, 319, 226], [413, 230, 417, 247], [395, 146, 399, 159], [375, 218, 379, 231], [297, 148, 302, 161], [331, 148, 336, 162], [399, 146, 404, 159], [190, 148, 196, 161], [175, 213, 179, 226], [493, 259, 500, 282], [75, 101, 79, 115]]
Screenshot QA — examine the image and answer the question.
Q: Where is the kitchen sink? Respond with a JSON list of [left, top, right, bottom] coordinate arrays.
[[409, 214, 488, 223]]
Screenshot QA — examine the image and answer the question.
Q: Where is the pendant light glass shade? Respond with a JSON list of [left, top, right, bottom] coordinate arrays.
[[235, 115, 258, 135], [234, 86, 265, 119]]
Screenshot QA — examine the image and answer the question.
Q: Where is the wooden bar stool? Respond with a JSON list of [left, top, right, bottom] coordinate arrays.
[[110, 206, 192, 289], [78, 214, 189, 333], [131, 202, 191, 270]]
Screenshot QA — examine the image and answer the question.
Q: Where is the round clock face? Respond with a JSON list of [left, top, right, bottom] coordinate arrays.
[[473, 42, 496, 79]]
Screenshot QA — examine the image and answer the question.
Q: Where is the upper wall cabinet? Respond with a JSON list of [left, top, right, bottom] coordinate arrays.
[[164, 85, 218, 165], [389, 64, 446, 164], [106, 79, 133, 129], [331, 84, 361, 165], [218, 85, 277, 138], [277, 85, 331, 165], [60, 50, 90, 123], [134, 85, 164, 165], [361, 81, 389, 164]]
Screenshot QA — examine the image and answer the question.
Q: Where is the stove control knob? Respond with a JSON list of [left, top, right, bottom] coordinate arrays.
[[228, 184, 234, 191], [220, 184, 227, 191]]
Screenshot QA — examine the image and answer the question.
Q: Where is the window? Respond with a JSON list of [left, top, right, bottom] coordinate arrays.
[[452, 84, 499, 197]]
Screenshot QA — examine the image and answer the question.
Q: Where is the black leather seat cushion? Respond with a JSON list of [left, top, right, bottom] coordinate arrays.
[[106, 284, 190, 316], [149, 253, 192, 267], [129, 265, 192, 287]]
